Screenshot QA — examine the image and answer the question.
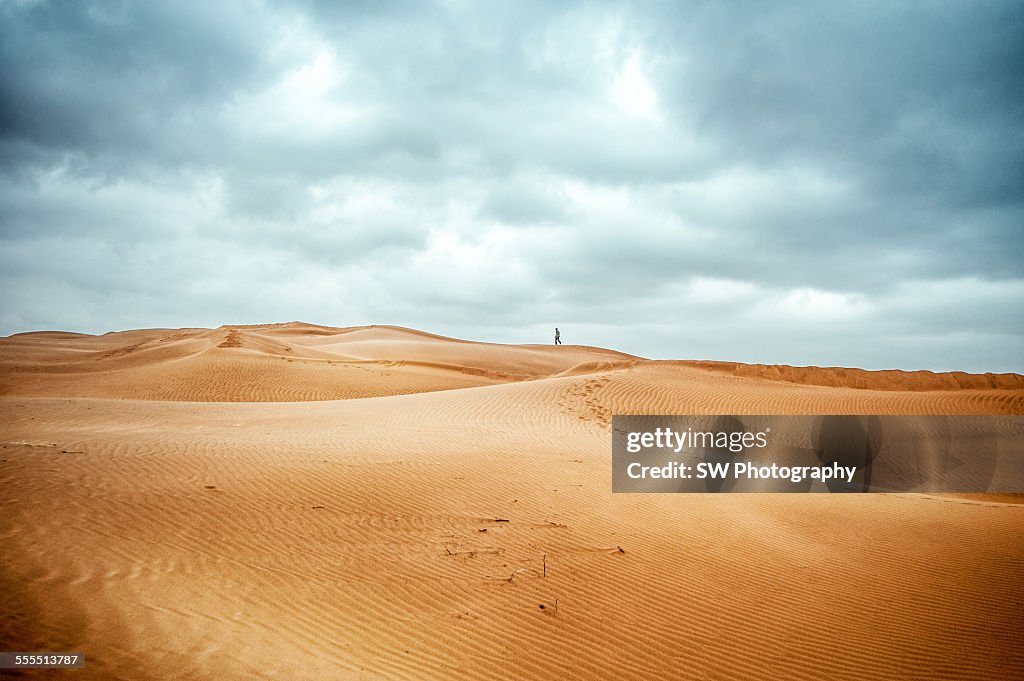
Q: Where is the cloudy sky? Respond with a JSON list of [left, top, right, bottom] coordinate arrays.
[[1, 1, 1022, 372]]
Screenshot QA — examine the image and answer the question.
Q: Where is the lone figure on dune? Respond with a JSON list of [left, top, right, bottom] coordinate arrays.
[[554, 327, 561, 345]]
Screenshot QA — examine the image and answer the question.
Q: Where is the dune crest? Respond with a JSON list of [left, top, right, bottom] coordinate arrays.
[[2, 323, 1019, 403], [0, 323, 636, 401], [682, 360, 1024, 391]]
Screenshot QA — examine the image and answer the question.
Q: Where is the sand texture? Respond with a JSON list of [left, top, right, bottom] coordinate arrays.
[[2, 323, 1023, 680]]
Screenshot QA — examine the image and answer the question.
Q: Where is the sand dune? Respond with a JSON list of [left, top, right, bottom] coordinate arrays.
[[682, 360, 1024, 391], [0, 324, 637, 401], [2, 323, 1022, 680]]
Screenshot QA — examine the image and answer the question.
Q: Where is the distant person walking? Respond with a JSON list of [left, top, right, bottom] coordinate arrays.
[[554, 327, 561, 345]]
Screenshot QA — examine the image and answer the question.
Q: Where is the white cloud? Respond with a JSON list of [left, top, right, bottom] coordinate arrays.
[[610, 54, 661, 120], [766, 287, 871, 321]]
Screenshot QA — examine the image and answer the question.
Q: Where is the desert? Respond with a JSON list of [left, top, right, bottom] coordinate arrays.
[[2, 322, 1022, 680], [5, 0, 1023, 678]]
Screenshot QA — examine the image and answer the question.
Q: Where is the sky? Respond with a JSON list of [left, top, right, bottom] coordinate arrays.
[[1, 1, 1022, 372]]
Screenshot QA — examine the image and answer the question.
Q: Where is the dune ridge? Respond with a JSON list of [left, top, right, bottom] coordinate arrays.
[[0, 323, 640, 402], [2, 323, 1022, 680], [682, 359, 1024, 391], [2, 322, 1019, 402]]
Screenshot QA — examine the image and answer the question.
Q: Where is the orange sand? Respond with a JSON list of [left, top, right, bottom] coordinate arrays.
[[2, 323, 1022, 679]]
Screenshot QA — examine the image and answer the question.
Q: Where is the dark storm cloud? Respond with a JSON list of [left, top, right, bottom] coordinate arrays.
[[0, 0, 1021, 371], [0, 1, 276, 168], [655, 2, 1024, 190]]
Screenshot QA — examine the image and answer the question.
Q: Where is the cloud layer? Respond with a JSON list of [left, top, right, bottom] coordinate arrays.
[[2, 1, 1022, 371]]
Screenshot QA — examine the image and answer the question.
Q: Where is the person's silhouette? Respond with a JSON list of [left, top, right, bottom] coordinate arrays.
[[554, 327, 561, 345]]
